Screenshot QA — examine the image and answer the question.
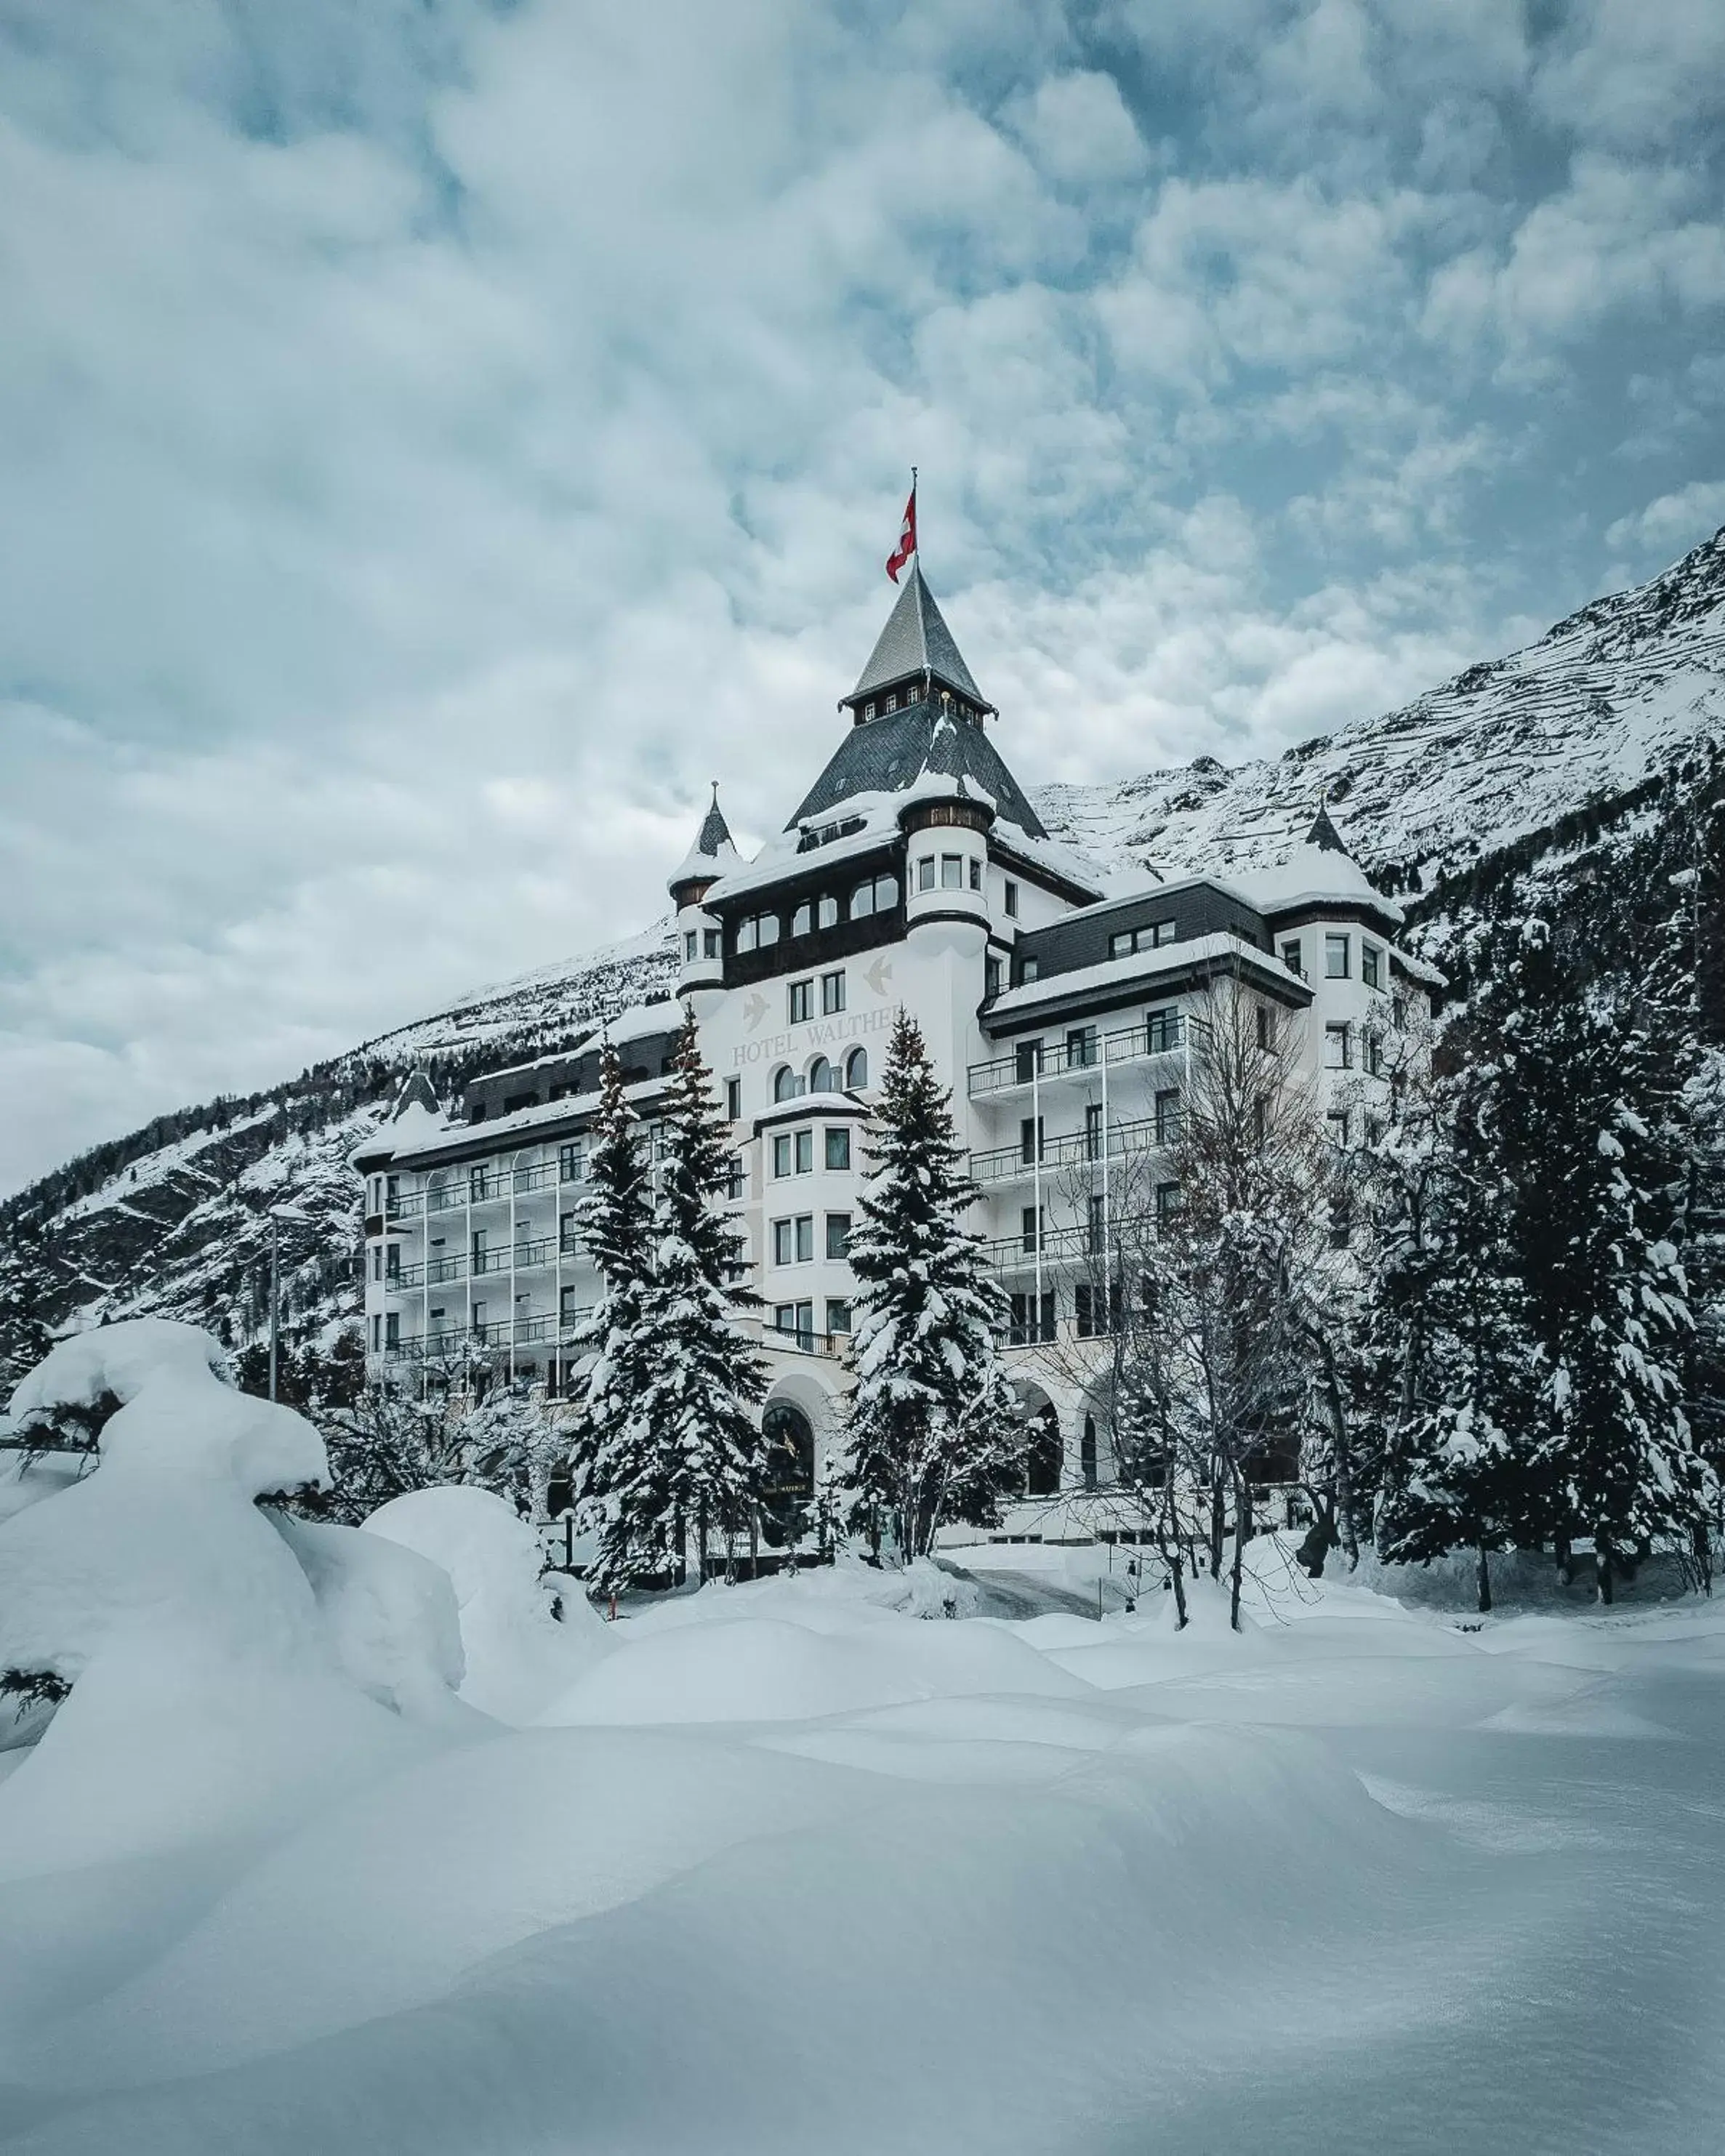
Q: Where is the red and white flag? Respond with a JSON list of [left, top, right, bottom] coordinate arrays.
[[885, 481, 917, 583]]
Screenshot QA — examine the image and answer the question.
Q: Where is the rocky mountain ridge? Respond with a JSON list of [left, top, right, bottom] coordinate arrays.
[[4, 527, 1724, 1385]]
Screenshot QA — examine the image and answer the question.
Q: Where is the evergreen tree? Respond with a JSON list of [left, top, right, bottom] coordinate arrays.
[[844, 1010, 1022, 1559], [1373, 1053, 1541, 1610], [629, 1015, 768, 1580], [563, 1042, 667, 1596]]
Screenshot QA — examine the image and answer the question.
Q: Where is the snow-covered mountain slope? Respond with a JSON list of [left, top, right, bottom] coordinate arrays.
[[4, 528, 1723, 1376], [1040, 524, 1725, 888]]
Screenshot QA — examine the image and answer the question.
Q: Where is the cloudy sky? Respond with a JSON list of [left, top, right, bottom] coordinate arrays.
[[2, 0, 1722, 1195]]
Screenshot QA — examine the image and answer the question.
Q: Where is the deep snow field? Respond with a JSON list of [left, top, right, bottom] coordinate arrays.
[[3, 1329, 1724, 2155]]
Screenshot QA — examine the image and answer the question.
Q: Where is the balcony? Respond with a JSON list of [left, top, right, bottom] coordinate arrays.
[[385, 1310, 589, 1361], [980, 1221, 1098, 1274], [970, 1109, 1183, 1188], [470, 1235, 558, 1276], [760, 1322, 850, 1361], [968, 1014, 1189, 1098]]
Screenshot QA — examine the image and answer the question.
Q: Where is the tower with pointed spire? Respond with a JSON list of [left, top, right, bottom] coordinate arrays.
[[670, 782, 739, 1008]]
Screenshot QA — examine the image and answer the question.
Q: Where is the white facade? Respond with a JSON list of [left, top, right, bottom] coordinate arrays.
[[356, 568, 1439, 1533]]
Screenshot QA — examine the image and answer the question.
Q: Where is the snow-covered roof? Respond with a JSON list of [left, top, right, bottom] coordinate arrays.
[[667, 786, 741, 894], [789, 693, 1046, 837], [986, 930, 1309, 1025], [1229, 806, 1406, 927]]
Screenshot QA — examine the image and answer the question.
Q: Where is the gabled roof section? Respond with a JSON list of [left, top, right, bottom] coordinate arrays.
[[845, 563, 989, 712], [787, 697, 1048, 838]]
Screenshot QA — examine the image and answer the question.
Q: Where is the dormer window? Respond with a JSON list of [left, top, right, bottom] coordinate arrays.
[[864, 701, 876, 721], [884, 691, 898, 713]]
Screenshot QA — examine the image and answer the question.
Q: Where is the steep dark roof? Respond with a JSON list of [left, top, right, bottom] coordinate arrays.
[[1306, 801, 1349, 853], [787, 696, 1048, 837], [847, 563, 988, 709], [696, 785, 732, 858]]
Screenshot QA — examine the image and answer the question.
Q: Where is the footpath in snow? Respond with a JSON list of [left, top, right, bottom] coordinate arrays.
[[2, 1322, 1724, 2155]]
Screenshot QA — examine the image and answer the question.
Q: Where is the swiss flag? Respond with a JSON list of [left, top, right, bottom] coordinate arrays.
[[885, 483, 917, 583]]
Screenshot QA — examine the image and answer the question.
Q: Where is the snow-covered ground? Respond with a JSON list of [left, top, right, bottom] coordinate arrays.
[[3, 1326, 1724, 2155]]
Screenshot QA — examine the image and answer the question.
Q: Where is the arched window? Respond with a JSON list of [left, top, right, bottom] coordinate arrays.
[[1026, 1404, 1062, 1497], [773, 1066, 805, 1103], [808, 1056, 835, 1093], [762, 1401, 816, 1499], [844, 1047, 869, 1090]]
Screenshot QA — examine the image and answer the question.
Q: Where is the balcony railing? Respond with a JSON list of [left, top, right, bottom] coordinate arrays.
[[385, 1311, 592, 1361], [470, 1236, 557, 1276], [981, 1221, 1098, 1273], [761, 1322, 850, 1360], [968, 1014, 1189, 1096], [970, 1110, 1183, 1188]]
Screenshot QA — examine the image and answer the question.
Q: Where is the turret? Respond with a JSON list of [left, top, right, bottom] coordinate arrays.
[[670, 783, 738, 1004]]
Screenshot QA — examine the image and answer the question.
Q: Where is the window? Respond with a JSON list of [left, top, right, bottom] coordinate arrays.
[[917, 856, 936, 892], [771, 1218, 794, 1266], [1362, 942, 1382, 990], [1019, 957, 1040, 984], [559, 1139, 587, 1183], [1281, 939, 1303, 978], [1325, 933, 1350, 978], [796, 1214, 814, 1262], [704, 928, 721, 960], [826, 1298, 852, 1335], [788, 979, 813, 1023], [1154, 1088, 1181, 1145], [1327, 1109, 1351, 1149], [1021, 1206, 1042, 1252], [792, 901, 813, 938], [773, 1130, 813, 1176], [1008, 1290, 1055, 1346], [560, 1211, 579, 1256], [1146, 1007, 1180, 1054], [885, 691, 898, 712], [1085, 1102, 1103, 1160], [1256, 1005, 1273, 1049], [774, 1300, 814, 1348], [969, 858, 983, 890], [985, 954, 1003, 999], [371, 1245, 382, 1282], [683, 929, 698, 962], [848, 873, 898, 918], [941, 853, 963, 889], [1076, 1283, 1100, 1338], [1020, 1116, 1045, 1165], [1154, 1183, 1181, 1226], [560, 1283, 583, 1325], [737, 912, 781, 952], [821, 970, 845, 1015], [1324, 1023, 1352, 1070], [1364, 1031, 1385, 1078], [1003, 879, 1020, 919], [1015, 1039, 1043, 1083], [826, 1212, 851, 1259], [808, 1055, 835, 1093], [864, 701, 876, 720], [725, 1156, 746, 1201], [844, 1047, 869, 1090], [1109, 919, 1179, 961], [725, 1077, 741, 1121], [1087, 1191, 1106, 1254], [818, 895, 838, 930], [1066, 1025, 1097, 1069], [1082, 1415, 1098, 1489], [470, 1165, 491, 1201], [773, 1065, 805, 1103], [825, 1126, 851, 1170], [370, 1314, 382, 1352], [1391, 994, 1407, 1030], [385, 1311, 400, 1349]]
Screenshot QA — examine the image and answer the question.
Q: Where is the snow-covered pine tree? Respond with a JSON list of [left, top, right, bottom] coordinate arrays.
[[629, 1013, 767, 1581], [1487, 913, 1714, 1601], [562, 1041, 667, 1597], [844, 1010, 1021, 1559], [1372, 1051, 1541, 1611]]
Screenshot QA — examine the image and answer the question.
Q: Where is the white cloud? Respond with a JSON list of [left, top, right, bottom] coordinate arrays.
[[1604, 480, 1725, 563], [1002, 70, 1149, 187]]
